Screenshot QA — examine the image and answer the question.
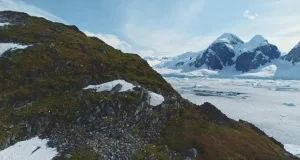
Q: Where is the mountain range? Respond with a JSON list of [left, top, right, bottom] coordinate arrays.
[[149, 33, 300, 79]]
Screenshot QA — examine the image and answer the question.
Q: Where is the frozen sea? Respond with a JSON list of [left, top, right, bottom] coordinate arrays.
[[165, 77, 300, 155]]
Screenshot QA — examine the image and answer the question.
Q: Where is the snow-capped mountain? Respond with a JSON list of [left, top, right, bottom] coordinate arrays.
[[155, 33, 281, 72], [193, 33, 243, 70], [192, 33, 280, 72], [235, 35, 280, 72], [282, 42, 300, 64]]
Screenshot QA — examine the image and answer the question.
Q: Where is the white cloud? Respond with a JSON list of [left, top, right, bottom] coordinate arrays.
[[224, 1, 300, 52], [0, 0, 63, 22], [138, 50, 156, 57], [84, 31, 132, 53], [123, 0, 209, 56], [243, 10, 259, 20], [124, 23, 216, 56]]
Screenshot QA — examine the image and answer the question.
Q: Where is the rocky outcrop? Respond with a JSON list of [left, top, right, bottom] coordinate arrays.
[[282, 42, 300, 64]]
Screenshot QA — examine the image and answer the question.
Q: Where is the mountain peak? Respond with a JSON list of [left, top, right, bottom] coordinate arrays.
[[249, 35, 268, 45], [213, 33, 244, 45]]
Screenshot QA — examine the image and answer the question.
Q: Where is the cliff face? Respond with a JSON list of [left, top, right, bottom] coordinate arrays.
[[0, 11, 298, 160], [282, 42, 300, 64]]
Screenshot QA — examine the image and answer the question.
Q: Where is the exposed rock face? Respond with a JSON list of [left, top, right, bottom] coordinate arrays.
[[0, 11, 298, 160], [235, 44, 281, 72], [193, 33, 243, 70], [282, 42, 300, 64], [110, 83, 123, 93]]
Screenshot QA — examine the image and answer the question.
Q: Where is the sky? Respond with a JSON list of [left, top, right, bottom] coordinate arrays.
[[0, 0, 300, 57]]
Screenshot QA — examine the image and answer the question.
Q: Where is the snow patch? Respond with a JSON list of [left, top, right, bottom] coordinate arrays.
[[84, 80, 165, 106], [83, 80, 135, 92], [148, 91, 164, 106], [0, 22, 10, 26], [0, 43, 30, 56], [284, 144, 300, 157], [0, 137, 58, 160]]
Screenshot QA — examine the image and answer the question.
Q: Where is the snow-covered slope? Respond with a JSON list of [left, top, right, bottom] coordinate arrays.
[[0, 137, 57, 160], [153, 51, 203, 71], [212, 33, 244, 46]]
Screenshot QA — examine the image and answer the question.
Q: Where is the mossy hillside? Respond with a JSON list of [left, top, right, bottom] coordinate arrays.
[[133, 144, 183, 160], [0, 12, 176, 108]]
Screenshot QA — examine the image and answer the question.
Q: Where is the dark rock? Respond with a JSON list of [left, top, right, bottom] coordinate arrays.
[[105, 106, 115, 117], [183, 148, 197, 159], [282, 42, 300, 64], [235, 44, 280, 72], [175, 62, 184, 67], [64, 154, 72, 159], [110, 83, 123, 93], [194, 44, 235, 70]]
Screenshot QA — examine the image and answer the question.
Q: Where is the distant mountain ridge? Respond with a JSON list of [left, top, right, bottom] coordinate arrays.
[[150, 33, 298, 74]]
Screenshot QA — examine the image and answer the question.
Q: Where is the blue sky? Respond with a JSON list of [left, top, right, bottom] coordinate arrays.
[[0, 0, 300, 57]]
